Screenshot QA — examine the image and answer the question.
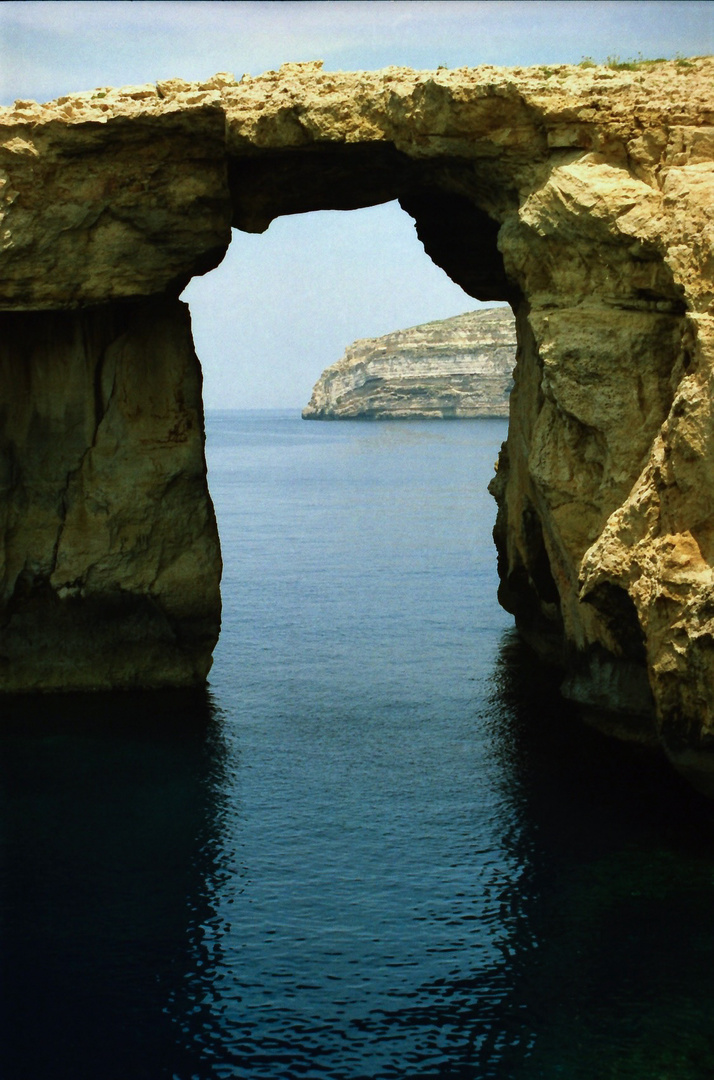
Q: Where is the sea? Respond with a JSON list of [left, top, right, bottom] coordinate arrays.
[[3, 409, 714, 1080]]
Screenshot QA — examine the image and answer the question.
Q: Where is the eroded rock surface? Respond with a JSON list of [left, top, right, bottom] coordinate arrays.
[[0, 299, 221, 690], [1, 57, 713, 783], [303, 307, 516, 419]]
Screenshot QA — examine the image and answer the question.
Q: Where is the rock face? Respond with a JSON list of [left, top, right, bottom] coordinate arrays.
[[0, 299, 221, 690], [302, 307, 516, 419], [1, 57, 714, 791]]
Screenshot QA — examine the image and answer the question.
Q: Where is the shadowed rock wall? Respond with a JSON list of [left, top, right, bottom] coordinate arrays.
[[1, 59, 713, 789], [0, 299, 221, 689]]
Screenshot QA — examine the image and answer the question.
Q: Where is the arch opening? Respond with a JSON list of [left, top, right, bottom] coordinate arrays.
[[184, 194, 515, 413], [184, 199, 516, 703]]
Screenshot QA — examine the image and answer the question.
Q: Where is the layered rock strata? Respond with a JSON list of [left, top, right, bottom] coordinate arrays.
[[0, 57, 713, 790], [303, 306, 515, 419]]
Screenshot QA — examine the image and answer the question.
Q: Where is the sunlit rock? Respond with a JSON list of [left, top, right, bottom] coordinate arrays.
[[303, 307, 516, 419], [1, 56, 713, 790]]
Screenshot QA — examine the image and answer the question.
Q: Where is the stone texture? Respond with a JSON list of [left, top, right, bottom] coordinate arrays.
[[0, 299, 221, 690], [0, 106, 232, 309], [303, 306, 516, 419], [0, 57, 713, 787]]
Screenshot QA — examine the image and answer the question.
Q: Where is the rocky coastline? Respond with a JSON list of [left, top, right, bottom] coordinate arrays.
[[303, 307, 516, 420], [1, 57, 713, 790]]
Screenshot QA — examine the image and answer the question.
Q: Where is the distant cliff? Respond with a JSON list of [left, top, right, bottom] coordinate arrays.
[[302, 307, 516, 419]]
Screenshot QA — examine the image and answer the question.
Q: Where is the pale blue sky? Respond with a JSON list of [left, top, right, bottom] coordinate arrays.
[[1, 2, 711, 407]]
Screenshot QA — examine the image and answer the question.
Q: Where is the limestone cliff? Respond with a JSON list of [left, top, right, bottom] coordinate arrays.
[[303, 307, 515, 419], [1, 58, 713, 792]]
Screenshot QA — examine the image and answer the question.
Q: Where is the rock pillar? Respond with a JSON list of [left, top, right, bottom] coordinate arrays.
[[0, 298, 221, 690]]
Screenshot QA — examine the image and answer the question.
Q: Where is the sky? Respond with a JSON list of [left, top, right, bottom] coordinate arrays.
[[1, 1, 712, 408]]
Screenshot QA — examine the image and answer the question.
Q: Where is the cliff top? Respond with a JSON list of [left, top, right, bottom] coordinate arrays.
[[335, 306, 516, 369], [1, 56, 712, 134], [0, 56, 711, 311]]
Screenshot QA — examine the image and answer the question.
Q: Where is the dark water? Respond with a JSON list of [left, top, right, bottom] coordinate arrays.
[[3, 410, 714, 1080]]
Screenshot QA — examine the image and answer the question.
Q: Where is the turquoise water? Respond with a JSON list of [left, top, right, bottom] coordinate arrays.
[[2, 410, 714, 1079]]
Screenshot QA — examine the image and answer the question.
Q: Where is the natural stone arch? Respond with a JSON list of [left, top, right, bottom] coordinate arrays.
[[0, 59, 712, 787]]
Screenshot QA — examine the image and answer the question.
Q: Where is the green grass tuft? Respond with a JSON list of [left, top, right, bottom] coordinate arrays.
[[606, 53, 668, 70]]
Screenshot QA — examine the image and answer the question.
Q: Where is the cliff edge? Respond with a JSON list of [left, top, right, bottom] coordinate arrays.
[[303, 307, 516, 419]]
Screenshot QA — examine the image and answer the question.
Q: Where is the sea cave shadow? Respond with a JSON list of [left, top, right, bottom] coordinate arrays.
[[0, 687, 232, 1080], [403, 630, 714, 1080]]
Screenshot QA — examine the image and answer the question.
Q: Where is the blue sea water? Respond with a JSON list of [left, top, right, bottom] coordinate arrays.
[[3, 409, 714, 1080]]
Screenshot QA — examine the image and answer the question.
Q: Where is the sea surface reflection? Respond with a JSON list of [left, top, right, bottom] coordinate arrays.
[[3, 412, 714, 1079], [0, 690, 231, 1079]]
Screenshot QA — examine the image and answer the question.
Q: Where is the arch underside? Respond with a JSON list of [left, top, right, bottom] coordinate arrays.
[[0, 62, 712, 788]]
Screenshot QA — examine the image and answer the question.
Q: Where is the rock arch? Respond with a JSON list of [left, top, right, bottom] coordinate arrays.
[[1, 60, 713, 783]]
